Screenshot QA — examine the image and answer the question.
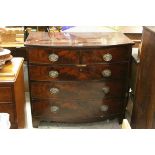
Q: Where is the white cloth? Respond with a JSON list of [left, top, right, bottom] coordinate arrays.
[[0, 113, 11, 129]]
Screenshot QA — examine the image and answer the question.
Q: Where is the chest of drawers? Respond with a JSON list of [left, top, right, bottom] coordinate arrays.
[[0, 58, 26, 128], [25, 32, 133, 127]]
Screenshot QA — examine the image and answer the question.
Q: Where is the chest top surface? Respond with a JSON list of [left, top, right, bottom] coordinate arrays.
[[0, 57, 24, 82], [24, 32, 134, 47]]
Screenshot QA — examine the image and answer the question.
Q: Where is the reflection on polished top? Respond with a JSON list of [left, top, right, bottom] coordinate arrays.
[[24, 32, 134, 47], [144, 26, 155, 33]]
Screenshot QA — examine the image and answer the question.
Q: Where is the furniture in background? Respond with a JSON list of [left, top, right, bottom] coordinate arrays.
[[25, 31, 133, 127], [0, 58, 26, 128], [0, 27, 27, 60], [117, 26, 142, 48], [131, 27, 155, 128]]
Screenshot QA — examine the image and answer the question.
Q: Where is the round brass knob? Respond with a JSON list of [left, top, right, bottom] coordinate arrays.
[[102, 69, 111, 77], [100, 105, 108, 112], [49, 53, 59, 62], [51, 106, 59, 113], [102, 86, 110, 94], [49, 70, 59, 78], [103, 53, 112, 62], [50, 88, 59, 94]]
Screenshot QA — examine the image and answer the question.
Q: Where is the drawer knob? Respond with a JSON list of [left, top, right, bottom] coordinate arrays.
[[51, 106, 59, 112], [100, 105, 109, 112], [49, 70, 59, 78], [50, 88, 59, 94], [103, 53, 112, 62], [102, 69, 111, 77], [102, 86, 110, 94], [49, 53, 59, 62]]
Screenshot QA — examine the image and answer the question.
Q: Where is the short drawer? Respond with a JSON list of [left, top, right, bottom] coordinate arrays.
[[32, 98, 123, 123], [30, 81, 126, 100], [27, 47, 79, 64], [0, 103, 15, 124], [81, 46, 131, 64], [29, 63, 128, 81], [0, 87, 12, 103]]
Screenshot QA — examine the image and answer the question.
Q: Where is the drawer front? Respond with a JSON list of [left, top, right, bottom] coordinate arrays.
[[31, 81, 126, 100], [81, 46, 131, 64], [0, 87, 12, 103], [29, 63, 128, 81], [28, 48, 79, 64], [32, 98, 123, 122], [0, 104, 15, 124]]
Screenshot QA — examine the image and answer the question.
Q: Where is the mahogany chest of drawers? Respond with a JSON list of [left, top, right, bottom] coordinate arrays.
[[25, 32, 134, 127], [0, 58, 26, 128]]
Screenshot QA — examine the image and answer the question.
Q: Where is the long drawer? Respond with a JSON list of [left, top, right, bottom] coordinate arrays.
[[31, 81, 126, 100], [32, 98, 123, 123], [29, 63, 128, 81], [0, 87, 12, 103], [27, 46, 131, 65], [28, 47, 80, 64]]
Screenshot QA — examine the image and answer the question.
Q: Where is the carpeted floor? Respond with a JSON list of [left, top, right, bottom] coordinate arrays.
[[38, 119, 121, 129]]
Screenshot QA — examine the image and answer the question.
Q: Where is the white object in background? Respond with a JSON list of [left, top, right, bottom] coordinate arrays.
[[122, 119, 131, 129], [63, 26, 117, 32], [0, 113, 11, 129]]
